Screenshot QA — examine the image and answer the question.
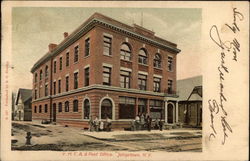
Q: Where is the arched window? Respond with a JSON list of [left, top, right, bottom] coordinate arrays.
[[34, 106, 37, 113], [65, 101, 69, 112], [35, 73, 38, 83], [45, 65, 49, 77], [101, 99, 112, 119], [73, 100, 78, 112], [154, 53, 161, 68], [120, 43, 131, 61], [40, 70, 43, 80], [138, 49, 148, 65], [83, 99, 90, 119], [58, 102, 62, 112]]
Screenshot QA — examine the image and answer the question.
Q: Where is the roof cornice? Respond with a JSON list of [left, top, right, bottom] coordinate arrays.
[[31, 18, 181, 73]]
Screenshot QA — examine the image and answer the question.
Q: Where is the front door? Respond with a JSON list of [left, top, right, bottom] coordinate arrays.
[[53, 103, 56, 122], [167, 104, 174, 123]]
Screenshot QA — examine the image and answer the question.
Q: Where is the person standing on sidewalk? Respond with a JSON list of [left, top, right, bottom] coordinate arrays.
[[88, 116, 94, 132], [159, 119, 164, 131], [94, 116, 99, 132], [146, 115, 152, 131]]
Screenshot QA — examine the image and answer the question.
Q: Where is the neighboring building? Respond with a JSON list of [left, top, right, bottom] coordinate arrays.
[[14, 88, 32, 121], [177, 76, 202, 128], [30, 13, 181, 129]]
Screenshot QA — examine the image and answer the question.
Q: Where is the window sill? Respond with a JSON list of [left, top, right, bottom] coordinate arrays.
[[138, 63, 148, 67], [120, 59, 132, 63], [167, 70, 173, 72], [73, 61, 79, 65], [154, 67, 162, 70], [103, 54, 112, 58], [84, 55, 90, 59]]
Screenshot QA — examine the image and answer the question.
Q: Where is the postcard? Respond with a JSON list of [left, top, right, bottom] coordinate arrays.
[[1, 1, 249, 161]]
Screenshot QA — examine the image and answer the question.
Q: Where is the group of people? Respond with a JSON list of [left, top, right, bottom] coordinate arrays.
[[131, 113, 164, 131], [88, 116, 112, 132]]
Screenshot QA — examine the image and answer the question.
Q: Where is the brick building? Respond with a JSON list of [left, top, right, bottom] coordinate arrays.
[[31, 13, 181, 129]]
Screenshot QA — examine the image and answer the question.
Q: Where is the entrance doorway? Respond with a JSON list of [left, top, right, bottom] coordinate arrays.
[[101, 99, 113, 119], [167, 103, 174, 123], [53, 103, 56, 122]]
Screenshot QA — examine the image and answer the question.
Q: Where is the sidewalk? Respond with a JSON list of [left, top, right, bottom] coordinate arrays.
[[81, 129, 202, 141]]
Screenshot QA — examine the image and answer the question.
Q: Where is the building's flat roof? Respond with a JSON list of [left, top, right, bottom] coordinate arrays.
[[31, 12, 181, 73]]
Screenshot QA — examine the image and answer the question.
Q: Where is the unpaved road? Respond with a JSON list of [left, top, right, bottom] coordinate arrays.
[[12, 121, 201, 152]]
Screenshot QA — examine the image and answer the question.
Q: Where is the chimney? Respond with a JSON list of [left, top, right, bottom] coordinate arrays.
[[48, 43, 57, 52], [64, 32, 68, 38]]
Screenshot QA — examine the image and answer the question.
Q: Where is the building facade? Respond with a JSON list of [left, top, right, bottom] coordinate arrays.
[[14, 88, 32, 121], [31, 13, 181, 129], [177, 76, 202, 128]]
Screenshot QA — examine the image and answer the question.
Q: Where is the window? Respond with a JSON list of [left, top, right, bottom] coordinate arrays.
[[103, 36, 112, 56], [120, 70, 130, 88], [65, 76, 69, 92], [44, 104, 48, 113], [74, 72, 78, 89], [85, 38, 90, 57], [65, 101, 69, 112], [58, 80, 61, 93], [153, 77, 161, 92], [58, 102, 62, 112], [168, 79, 173, 93], [168, 56, 173, 71], [138, 49, 148, 65], [54, 61, 56, 73], [40, 70, 43, 80], [138, 98, 147, 114], [150, 100, 164, 119], [66, 52, 69, 66], [119, 97, 136, 119], [84, 67, 90, 86], [59, 57, 62, 70], [34, 89, 37, 99], [39, 105, 42, 113], [120, 43, 131, 61], [83, 99, 90, 119], [39, 86, 41, 98], [103, 67, 111, 85], [35, 73, 38, 83], [45, 66, 48, 77], [73, 100, 78, 112], [45, 84, 48, 96], [53, 81, 56, 95], [74, 45, 79, 62], [34, 106, 37, 113], [138, 74, 147, 90], [101, 99, 112, 119], [154, 53, 162, 68]]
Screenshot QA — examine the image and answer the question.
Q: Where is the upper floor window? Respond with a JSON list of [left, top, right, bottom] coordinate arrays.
[[34, 106, 37, 113], [85, 67, 90, 86], [39, 105, 42, 113], [45, 66, 49, 77], [65, 101, 69, 112], [35, 73, 38, 83], [85, 38, 90, 57], [45, 84, 48, 96], [53, 61, 57, 73], [138, 74, 147, 90], [103, 67, 111, 86], [73, 99, 78, 112], [138, 49, 148, 65], [74, 45, 79, 63], [103, 36, 112, 56], [53, 81, 56, 95], [34, 89, 37, 99], [153, 77, 161, 92], [58, 79, 61, 93], [120, 70, 131, 88], [58, 102, 62, 112], [168, 79, 173, 93], [66, 52, 69, 67], [120, 43, 131, 61], [74, 72, 78, 89], [65, 76, 69, 92], [153, 53, 162, 68], [59, 57, 62, 70], [39, 70, 43, 80], [168, 56, 173, 71], [44, 104, 48, 113]]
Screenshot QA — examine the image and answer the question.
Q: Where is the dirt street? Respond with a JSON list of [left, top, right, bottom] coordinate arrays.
[[11, 121, 201, 152]]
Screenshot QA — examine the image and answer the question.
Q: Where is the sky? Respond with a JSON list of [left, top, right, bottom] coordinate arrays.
[[12, 7, 202, 92]]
